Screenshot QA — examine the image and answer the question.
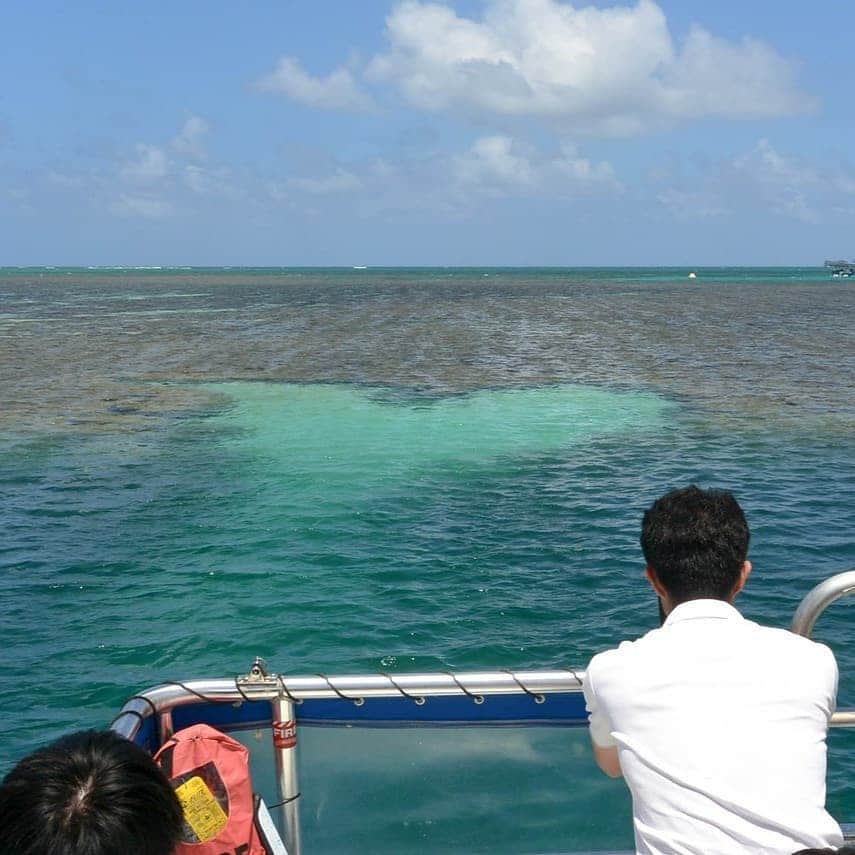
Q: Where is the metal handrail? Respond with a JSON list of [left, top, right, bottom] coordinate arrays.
[[791, 568, 855, 638], [790, 568, 855, 727], [111, 668, 585, 739], [112, 671, 855, 738]]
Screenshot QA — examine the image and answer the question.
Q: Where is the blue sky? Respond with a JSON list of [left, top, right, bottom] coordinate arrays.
[[1, 0, 853, 265]]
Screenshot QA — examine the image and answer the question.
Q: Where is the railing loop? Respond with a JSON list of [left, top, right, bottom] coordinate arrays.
[[316, 673, 364, 706], [382, 672, 426, 706], [444, 671, 485, 705], [791, 569, 855, 638]]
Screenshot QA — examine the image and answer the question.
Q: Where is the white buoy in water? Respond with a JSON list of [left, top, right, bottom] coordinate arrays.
[[688, 271, 697, 278]]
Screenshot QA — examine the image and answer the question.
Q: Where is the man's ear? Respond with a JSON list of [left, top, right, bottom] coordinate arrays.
[[731, 560, 752, 599], [645, 566, 668, 599], [647, 566, 674, 620]]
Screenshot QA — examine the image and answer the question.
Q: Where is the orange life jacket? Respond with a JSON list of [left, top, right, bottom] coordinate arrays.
[[155, 723, 268, 855]]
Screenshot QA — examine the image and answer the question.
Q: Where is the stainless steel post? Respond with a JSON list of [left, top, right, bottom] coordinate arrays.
[[158, 709, 174, 745], [271, 696, 301, 855]]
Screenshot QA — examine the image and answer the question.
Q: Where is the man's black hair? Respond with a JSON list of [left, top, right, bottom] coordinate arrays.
[[0, 729, 182, 855], [792, 849, 855, 854], [641, 485, 750, 604]]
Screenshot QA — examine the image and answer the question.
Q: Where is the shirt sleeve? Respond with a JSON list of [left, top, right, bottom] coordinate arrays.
[[582, 658, 617, 749], [818, 642, 839, 716]]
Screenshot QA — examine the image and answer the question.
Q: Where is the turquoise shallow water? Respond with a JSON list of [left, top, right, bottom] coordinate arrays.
[[1, 268, 853, 852]]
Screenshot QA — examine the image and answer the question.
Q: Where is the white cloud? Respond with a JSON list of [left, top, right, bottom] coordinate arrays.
[[730, 139, 824, 223], [182, 164, 241, 198], [364, 0, 812, 132], [256, 56, 375, 112], [120, 144, 169, 182], [183, 165, 208, 195], [110, 193, 173, 219], [172, 115, 209, 159], [654, 140, 855, 223], [660, 28, 810, 120], [453, 135, 621, 196], [554, 143, 621, 188], [454, 136, 536, 190], [263, 136, 619, 218]]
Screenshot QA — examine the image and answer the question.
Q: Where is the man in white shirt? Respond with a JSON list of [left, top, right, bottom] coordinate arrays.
[[582, 485, 842, 855]]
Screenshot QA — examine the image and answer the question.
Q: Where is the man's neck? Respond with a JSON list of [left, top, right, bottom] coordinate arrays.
[[660, 594, 736, 619]]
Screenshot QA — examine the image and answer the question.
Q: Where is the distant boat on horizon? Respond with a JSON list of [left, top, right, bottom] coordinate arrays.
[[825, 259, 854, 277]]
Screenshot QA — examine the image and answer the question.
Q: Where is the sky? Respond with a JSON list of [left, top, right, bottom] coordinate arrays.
[[1, 0, 853, 265]]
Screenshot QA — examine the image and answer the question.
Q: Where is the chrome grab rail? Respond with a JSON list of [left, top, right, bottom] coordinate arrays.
[[791, 568, 855, 638], [111, 668, 585, 739], [111, 670, 854, 740], [790, 568, 855, 728]]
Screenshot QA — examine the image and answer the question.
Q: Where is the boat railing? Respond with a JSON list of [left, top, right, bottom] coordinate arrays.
[[112, 569, 855, 855], [791, 568, 855, 639]]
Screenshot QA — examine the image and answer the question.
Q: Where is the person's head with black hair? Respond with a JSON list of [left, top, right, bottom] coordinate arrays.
[[641, 485, 751, 616], [792, 848, 855, 854], [0, 729, 182, 855]]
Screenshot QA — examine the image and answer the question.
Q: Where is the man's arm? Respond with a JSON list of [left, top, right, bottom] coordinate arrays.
[[592, 742, 622, 778], [582, 664, 623, 779]]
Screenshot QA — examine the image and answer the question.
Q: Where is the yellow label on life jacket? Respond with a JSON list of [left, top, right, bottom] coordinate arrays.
[[175, 774, 229, 842]]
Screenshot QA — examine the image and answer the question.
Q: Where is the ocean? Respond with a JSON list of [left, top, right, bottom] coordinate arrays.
[[1, 267, 853, 853]]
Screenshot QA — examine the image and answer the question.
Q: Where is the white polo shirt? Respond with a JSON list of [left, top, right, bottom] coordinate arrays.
[[583, 599, 842, 855]]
